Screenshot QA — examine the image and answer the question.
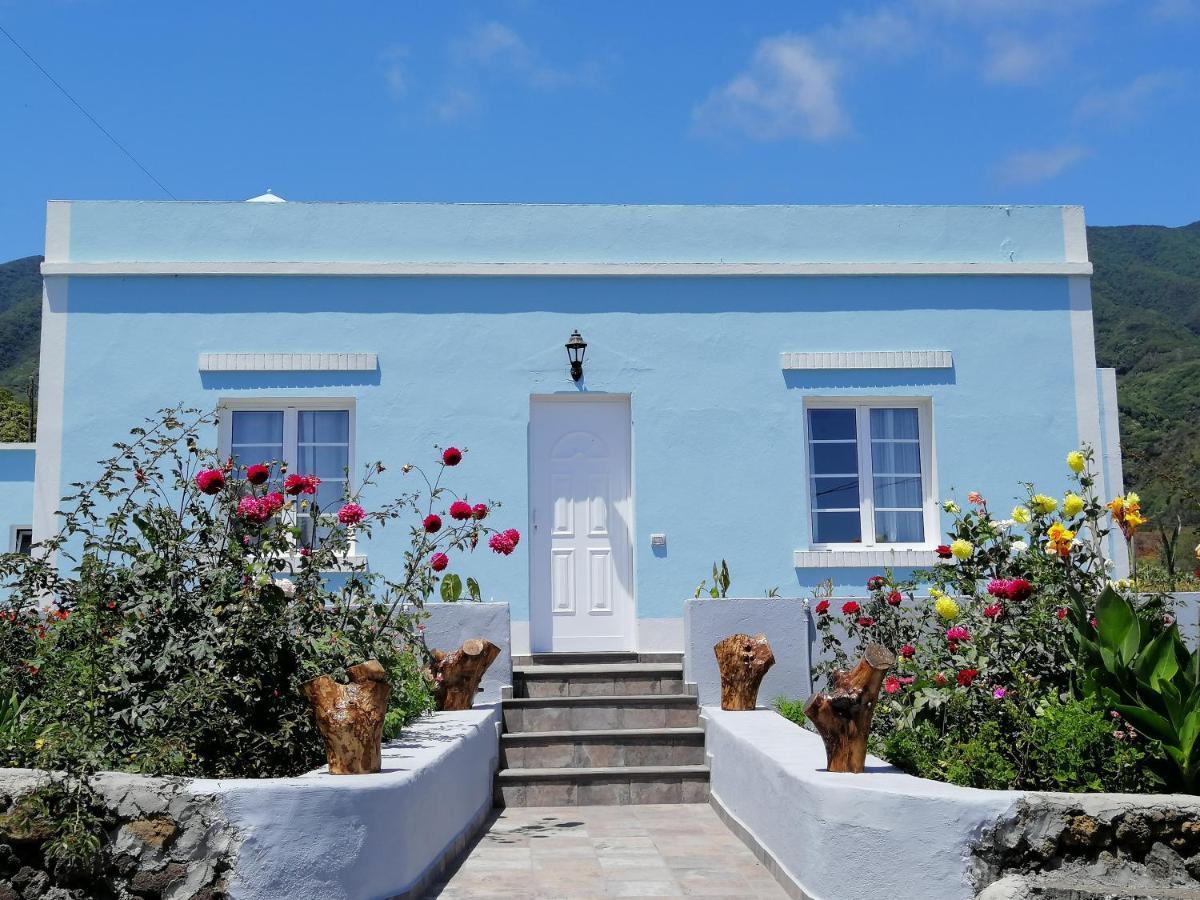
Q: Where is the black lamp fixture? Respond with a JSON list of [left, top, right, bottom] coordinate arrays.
[[565, 329, 587, 382]]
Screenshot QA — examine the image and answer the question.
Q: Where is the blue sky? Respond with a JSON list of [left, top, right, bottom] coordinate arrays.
[[1, 0, 1198, 259]]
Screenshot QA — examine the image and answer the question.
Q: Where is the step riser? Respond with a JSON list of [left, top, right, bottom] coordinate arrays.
[[516, 674, 684, 698], [503, 738, 705, 769], [503, 703, 699, 733], [512, 653, 682, 666], [496, 776, 710, 807]]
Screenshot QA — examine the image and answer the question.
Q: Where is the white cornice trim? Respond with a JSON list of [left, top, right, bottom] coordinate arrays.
[[199, 352, 377, 372], [0, 443, 36, 451], [794, 549, 939, 568], [40, 260, 1094, 278], [781, 350, 952, 370]]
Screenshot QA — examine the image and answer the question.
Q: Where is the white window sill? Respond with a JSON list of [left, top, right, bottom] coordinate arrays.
[[793, 548, 939, 568], [278, 554, 368, 573]]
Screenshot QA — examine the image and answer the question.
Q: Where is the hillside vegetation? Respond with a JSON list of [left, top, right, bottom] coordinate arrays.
[[0, 224, 1198, 513]]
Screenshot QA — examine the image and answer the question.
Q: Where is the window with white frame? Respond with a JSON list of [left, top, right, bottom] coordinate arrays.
[[806, 401, 934, 548], [222, 402, 353, 545], [11, 527, 32, 555]]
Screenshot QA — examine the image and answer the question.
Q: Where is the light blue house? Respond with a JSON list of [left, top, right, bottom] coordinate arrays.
[[8, 199, 1124, 653]]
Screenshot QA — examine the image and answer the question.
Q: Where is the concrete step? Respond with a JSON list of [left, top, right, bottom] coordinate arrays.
[[495, 765, 710, 806], [501, 694, 700, 732], [512, 652, 683, 666], [501, 727, 706, 768], [513, 662, 685, 698]]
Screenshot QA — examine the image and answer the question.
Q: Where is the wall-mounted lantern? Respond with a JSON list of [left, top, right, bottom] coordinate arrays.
[[565, 329, 587, 382]]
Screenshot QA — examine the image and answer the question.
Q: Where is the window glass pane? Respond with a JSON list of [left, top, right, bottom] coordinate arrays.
[[810, 442, 859, 475], [870, 408, 919, 440], [875, 510, 924, 543], [873, 475, 923, 509], [811, 476, 860, 510], [14, 529, 32, 555], [814, 511, 862, 544], [231, 411, 283, 445], [870, 441, 921, 475], [808, 408, 856, 441], [298, 410, 349, 443], [298, 446, 350, 479]]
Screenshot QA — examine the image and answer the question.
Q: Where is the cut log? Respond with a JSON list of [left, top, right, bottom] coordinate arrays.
[[714, 633, 775, 711], [803, 643, 895, 773], [429, 638, 501, 711], [301, 659, 391, 775]]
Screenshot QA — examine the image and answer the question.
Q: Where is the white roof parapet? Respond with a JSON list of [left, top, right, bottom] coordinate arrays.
[[198, 353, 377, 372], [780, 350, 953, 370]]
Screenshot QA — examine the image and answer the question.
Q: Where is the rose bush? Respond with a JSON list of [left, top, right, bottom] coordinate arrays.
[[0, 406, 520, 780]]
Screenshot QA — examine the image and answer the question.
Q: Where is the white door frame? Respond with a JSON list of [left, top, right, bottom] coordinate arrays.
[[528, 393, 637, 653]]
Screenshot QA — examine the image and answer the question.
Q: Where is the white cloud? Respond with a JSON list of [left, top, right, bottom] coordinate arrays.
[[983, 34, 1060, 85], [1075, 71, 1183, 124], [693, 35, 848, 142], [432, 87, 478, 122], [451, 21, 585, 89], [995, 146, 1090, 186], [379, 46, 409, 98]]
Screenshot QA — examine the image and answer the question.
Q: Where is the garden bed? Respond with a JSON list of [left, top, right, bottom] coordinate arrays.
[[703, 707, 1200, 900], [0, 707, 500, 900]]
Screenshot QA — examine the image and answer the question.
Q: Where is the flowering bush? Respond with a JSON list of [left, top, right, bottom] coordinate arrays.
[[810, 446, 1175, 792], [0, 407, 520, 780]]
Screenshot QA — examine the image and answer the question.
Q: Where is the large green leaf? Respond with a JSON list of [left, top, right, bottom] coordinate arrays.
[[1178, 707, 1200, 761], [1136, 627, 1181, 690], [1115, 703, 1177, 745], [1095, 587, 1140, 664]]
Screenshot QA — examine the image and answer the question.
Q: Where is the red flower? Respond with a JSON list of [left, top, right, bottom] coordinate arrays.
[[246, 464, 270, 485], [935, 544, 953, 559], [986, 579, 1010, 599], [887, 591, 903, 607], [489, 528, 521, 556], [1056, 607, 1068, 621], [27, 665, 38, 676], [934, 672, 948, 686], [337, 503, 365, 526], [814, 600, 830, 615], [957, 668, 979, 687], [841, 601, 860, 616], [430, 552, 449, 572], [472, 503, 489, 520], [236, 496, 271, 524], [195, 469, 225, 495], [423, 514, 442, 533], [284, 474, 321, 496], [983, 603, 1004, 619], [856, 616, 876, 627], [866, 576, 886, 591], [946, 626, 971, 643], [449, 500, 473, 521], [899, 643, 915, 658], [442, 447, 463, 466], [1007, 579, 1033, 602], [884, 676, 901, 694], [262, 492, 284, 515]]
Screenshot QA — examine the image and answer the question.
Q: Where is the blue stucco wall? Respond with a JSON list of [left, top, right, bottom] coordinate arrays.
[[0, 447, 35, 553], [49, 273, 1088, 621]]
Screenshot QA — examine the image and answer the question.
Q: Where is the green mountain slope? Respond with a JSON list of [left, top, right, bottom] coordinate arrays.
[[0, 226, 1198, 512]]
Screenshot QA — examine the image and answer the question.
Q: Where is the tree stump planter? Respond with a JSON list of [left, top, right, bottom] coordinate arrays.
[[714, 633, 775, 710], [429, 638, 501, 711], [803, 643, 895, 773], [301, 659, 391, 775]]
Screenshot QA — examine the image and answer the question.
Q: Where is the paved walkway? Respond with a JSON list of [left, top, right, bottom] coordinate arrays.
[[425, 804, 789, 899]]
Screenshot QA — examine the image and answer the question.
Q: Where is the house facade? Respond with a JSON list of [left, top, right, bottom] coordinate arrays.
[[7, 200, 1124, 653]]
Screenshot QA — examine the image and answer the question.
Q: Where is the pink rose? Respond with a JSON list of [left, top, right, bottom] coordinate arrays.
[[337, 503, 365, 526], [884, 676, 901, 694], [196, 469, 225, 495], [471, 503, 489, 520], [449, 500, 473, 521], [968, 491, 984, 505], [899, 644, 915, 658], [946, 625, 971, 643], [488, 528, 521, 555], [866, 576, 885, 591], [984, 603, 1004, 619]]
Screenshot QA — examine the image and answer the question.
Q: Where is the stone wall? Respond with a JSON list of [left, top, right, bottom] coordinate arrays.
[[0, 770, 239, 900]]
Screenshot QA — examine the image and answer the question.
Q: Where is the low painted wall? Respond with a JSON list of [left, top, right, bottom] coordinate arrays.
[[683, 598, 811, 706], [0, 708, 501, 900], [420, 602, 512, 704], [1173, 592, 1200, 648], [704, 708, 1200, 900], [703, 707, 1015, 900]]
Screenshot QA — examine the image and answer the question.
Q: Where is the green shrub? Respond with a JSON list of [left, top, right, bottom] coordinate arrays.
[[772, 697, 807, 727], [382, 652, 435, 740]]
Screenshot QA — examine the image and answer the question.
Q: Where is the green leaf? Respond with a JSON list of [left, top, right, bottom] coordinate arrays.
[[1136, 628, 1181, 690], [440, 573, 462, 603], [466, 577, 481, 603], [1114, 703, 1176, 745], [1095, 586, 1140, 665], [1178, 707, 1200, 761]]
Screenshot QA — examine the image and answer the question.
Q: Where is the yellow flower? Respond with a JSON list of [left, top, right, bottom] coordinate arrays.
[[1012, 505, 1031, 524], [1045, 522, 1075, 558], [942, 500, 960, 514], [1108, 492, 1147, 539], [1067, 450, 1085, 474], [950, 538, 972, 560], [34, 738, 45, 750], [934, 594, 960, 620], [1031, 494, 1058, 515], [1062, 493, 1084, 518]]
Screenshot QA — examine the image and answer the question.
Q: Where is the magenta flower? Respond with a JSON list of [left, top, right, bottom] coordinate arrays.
[[337, 503, 365, 526], [946, 626, 971, 643], [992, 687, 1007, 700]]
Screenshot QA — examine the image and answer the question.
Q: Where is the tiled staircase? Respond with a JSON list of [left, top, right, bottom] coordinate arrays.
[[495, 652, 710, 806]]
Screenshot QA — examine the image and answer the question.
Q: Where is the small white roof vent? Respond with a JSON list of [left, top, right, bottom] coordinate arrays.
[[246, 189, 285, 203]]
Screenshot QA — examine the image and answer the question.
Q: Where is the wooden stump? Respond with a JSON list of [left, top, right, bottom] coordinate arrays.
[[429, 638, 501, 711], [301, 659, 391, 775], [714, 633, 775, 710], [803, 644, 895, 773]]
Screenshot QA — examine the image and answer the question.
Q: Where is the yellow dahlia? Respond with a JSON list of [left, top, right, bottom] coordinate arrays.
[[950, 539, 972, 560], [1062, 493, 1084, 518], [1066, 451, 1085, 474], [1031, 494, 1058, 515]]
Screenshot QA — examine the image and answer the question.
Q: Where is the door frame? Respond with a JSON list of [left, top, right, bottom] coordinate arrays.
[[527, 393, 638, 653]]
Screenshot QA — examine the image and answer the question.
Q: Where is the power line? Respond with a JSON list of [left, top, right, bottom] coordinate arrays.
[[0, 22, 176, 199]]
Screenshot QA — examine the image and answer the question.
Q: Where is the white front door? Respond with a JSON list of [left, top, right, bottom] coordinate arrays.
[[530, 397, 635, 653]]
